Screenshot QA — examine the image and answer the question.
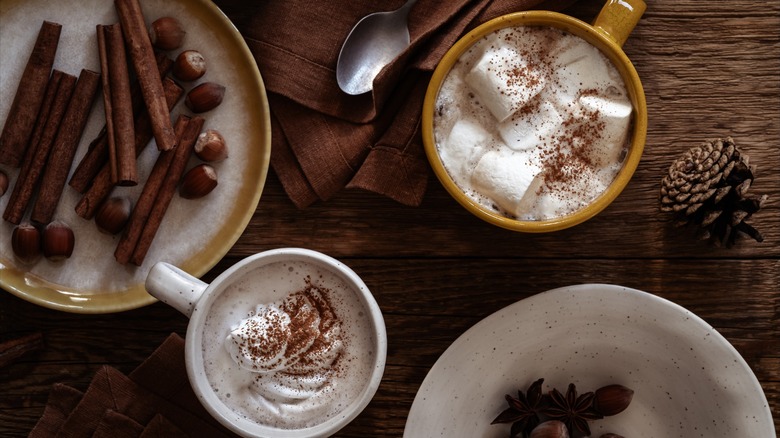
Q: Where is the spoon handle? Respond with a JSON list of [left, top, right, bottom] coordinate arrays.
[[397, 0, 418, 16]]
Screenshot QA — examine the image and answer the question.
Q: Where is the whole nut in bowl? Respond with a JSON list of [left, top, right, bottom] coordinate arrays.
[[422, 0, 648, 232], [145, 248, 387, 438]]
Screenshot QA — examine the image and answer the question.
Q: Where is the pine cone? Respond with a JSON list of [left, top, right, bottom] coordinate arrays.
[[659, 137, 768, 246]]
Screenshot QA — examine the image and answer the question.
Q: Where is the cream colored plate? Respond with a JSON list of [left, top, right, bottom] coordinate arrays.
[[0, 0, 270, 313], [404, 284, 775, 438]]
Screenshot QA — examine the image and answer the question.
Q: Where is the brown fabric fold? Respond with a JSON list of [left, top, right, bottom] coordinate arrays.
[[91, 410, 144, 438], [91, 411, 189, 438], [139, 414, 189, 438], [346, 77, 430, 205], [54, 366, 130, 437], [215, 0, 577, 208], [29, 384, 84, 438], [128, 333, 224, 422], [34, 333, 236, 438]]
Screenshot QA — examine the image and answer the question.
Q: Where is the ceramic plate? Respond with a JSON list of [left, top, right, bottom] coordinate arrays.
[[404, 284, 775, 438], [0, 0, 270, 313]]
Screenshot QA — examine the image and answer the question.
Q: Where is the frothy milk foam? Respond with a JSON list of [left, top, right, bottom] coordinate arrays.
[[434, 26, 634, 220], [201, 260, 377, 430]]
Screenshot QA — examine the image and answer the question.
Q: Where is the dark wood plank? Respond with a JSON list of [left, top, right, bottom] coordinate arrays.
[[235, 169, 780, 259]]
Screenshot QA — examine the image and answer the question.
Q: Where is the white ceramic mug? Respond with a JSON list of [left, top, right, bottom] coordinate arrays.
[[145, 248, 387, 438]]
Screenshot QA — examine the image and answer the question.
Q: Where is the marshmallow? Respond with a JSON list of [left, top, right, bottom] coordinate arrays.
[[498, 100, 563, 151], [465, 45, 546, 122], [552, 38, 617, 102], [515, 169, 605, 221], [579, 92, 633, 167], [515, 172, 547, 218], [439, 119, 491, 185], [471, 149, 542, 217]]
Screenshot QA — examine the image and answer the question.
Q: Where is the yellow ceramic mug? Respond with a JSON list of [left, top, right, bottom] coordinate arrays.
[[422, 0, 647, 232]]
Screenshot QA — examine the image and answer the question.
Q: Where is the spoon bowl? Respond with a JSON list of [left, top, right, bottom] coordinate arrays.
[[336, 0, 417, 95]]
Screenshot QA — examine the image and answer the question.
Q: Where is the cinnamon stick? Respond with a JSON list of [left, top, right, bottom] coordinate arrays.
[[130, 116, 204, 266], [74, 78, 184, 220], [4, 70, 64, 223], [68, 129, 109, 194], [3, 72, 77, 224], [114, 115, 190, 265], [104, 23, 137, 186], [68, 52, 173, 193], [18, 72, 63, 182], [0, 21, 61, 167], [115, 0, 176, 151], [30, 69, 100, 225], [96, 25, 118, 187]]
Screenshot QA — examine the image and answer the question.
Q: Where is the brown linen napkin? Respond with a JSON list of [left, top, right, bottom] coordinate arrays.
[[30, 333, 236, 438], [53, 365, 234, 437], [91, 410, 144, 438], [127, 332, 212, 417], [214, 0, 577, 208], [90, 411, 189, 438], [92, 410, 191, 438], [29, 384, 84, 438], [139, 414, 190, 438]]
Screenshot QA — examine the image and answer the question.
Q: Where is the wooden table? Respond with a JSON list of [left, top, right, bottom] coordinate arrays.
[[1, 0, 778, 436]]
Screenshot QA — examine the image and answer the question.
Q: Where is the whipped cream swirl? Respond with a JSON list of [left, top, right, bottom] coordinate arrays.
[[225, 282, 343, 410]]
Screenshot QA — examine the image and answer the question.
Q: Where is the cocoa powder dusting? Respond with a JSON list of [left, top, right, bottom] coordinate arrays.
[[234, 310, 289, 371], [539, 88, 606, 196], [232, 275, 345, 378], [281, 292, 320, 361]]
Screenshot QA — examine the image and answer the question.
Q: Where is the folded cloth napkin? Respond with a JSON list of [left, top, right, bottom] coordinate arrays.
[[89, 411, 189, 438], [28, 384, 83, 438], [213, 0, 577, 208], [29, 333, 236, 438]]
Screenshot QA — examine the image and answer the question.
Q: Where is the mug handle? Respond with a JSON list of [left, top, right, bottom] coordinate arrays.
[[592, 0, 647, 47], [145, 262, 208, 318]]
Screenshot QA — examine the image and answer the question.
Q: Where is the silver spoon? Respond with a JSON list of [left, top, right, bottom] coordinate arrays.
[[336, 0, 418, 95]]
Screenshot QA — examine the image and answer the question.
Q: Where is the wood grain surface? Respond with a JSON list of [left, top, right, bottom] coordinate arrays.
[[1, 0, 778, 436]]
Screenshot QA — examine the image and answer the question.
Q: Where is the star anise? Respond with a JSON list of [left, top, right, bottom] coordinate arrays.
[[491, 378, 549, 438], [544, 383, 603, 436]]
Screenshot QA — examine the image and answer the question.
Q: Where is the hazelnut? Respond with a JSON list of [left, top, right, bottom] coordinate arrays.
[[0, 170, 8, 196], [173, 50, 206, 81], [149, 17, 185, 50], [194, 129, 228, 162], [95, 196, 132, 235], [11, 223, 41, 264], [593, 384, 634, 416], [529, 420, 569, 438], [179, 164, 218, 199], [42, 221, 75, 261], [185, 82, 225, 113]]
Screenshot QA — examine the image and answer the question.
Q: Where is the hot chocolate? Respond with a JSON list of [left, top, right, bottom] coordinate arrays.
[[433, 25, 634, 220], [200, 259, 377, 430]]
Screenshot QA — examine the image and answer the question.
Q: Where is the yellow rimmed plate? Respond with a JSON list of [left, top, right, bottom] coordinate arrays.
[[0, 0, 270, 313]]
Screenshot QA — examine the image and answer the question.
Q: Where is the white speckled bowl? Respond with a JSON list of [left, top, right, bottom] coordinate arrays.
[[404, 284, 775, 438]]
